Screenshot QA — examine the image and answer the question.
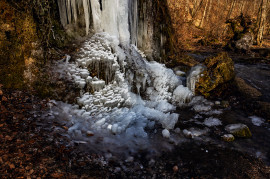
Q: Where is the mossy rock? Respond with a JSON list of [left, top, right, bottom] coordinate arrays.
[[225, 124, 252, 138], [221, 134, 235, 142], [195, 52, 235, 98]]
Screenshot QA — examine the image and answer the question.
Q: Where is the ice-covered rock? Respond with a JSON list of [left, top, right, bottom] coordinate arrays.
[[172, 85, 193, 105], [162, 129, 170, 138], [183, 128, 209, 138], [203, 117, 222, 127]]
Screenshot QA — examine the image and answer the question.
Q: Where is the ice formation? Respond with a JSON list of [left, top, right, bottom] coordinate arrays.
[[203, 117, 222, 127], [249, 116, 265, 126], [183, 128, 209, 138], [187, 65, 206, 94], [57, 0, 92, 35], [54, 32, 193, 139], [53, 1, 229, 149]]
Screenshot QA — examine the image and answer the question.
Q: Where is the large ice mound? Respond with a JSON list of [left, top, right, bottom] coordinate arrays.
[[51, 33, 193, 139]]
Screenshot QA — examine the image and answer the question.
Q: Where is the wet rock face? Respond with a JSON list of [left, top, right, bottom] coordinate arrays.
[[235, 77, 262, 99], [195, 52, 235, 98]]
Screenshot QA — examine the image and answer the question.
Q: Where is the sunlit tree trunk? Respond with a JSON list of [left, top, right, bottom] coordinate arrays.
[[206, 0, 212, 21], [191, 0, 198, 16], [257, 0, 269, 46], [199, 0, 209, 28], [240, 0, 246, 14], [227, 0, 237, 20], [191, 0, 204, 18], [184, 0, 190, 17]]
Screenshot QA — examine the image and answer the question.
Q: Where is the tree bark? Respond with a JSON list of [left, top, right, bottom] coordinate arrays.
[[199, 0, 209, 28], [184, 0, 190, 17], [257, 0, 269, 46], [227, 0, 237, 20], [206, 0, 212, 21], [240, 0, 246, 14]]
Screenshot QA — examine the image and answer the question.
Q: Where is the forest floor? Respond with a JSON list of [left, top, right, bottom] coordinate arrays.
[[0, 88, 269, 178], [1, 48, 270, 178]]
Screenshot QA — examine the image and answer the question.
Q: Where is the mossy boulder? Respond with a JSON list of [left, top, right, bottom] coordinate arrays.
[[225, 124, 252, 138], [195, 52, 235, 98]]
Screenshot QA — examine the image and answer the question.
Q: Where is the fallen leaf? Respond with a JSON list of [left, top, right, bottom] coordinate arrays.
[[62, 126, 68, 130], [2, 96, 8, 102], [9, 163, 15, 169], [29, 169, 34, 175], [51, 172, 64, 178]]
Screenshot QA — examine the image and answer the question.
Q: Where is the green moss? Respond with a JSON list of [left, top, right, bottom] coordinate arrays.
[[195, 52, 235, 98], [0, 1, 38, 89], [221, 135, 235, 142], [232, 128, 252, 138]]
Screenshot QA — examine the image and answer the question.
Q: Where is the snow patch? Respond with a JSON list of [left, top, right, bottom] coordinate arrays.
[[203, 117, 222, 127], [249, 116, 265, 126]]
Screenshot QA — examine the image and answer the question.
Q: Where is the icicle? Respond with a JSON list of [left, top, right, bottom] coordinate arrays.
[[187, 65, 206, 94], [90, 0, 102, 32], [66, 0, 72, 24], [71, 0, 78, 23], [57, 0, 68, 26], [129, 0, 138, 45], [83, 0, 90, 35], [136, 83, 141, 96], [142, 74, 148, 91]]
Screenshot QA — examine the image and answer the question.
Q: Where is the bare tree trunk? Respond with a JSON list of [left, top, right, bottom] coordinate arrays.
[[199, 0, 209, 28], [241, 0, 246, 14], [253, 0, 259, 16], [227, 0, 237, 20], [192, 0, 204, 18], [222, 0, 237, 36], [206, 0, 212, 21], [185, 0, 190, 17], [257, 0, 268, 46], [192, 0, 198, 16]]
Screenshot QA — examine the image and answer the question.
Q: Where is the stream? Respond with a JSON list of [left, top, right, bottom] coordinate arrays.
[[36, 48, 270, 168]]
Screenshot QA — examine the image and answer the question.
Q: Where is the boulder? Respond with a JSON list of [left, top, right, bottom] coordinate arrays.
[[225, 124, 252, 138], [235, 77, 262, 99], [193, 53, 235, 98]]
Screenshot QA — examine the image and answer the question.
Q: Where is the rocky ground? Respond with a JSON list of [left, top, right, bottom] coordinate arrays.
[[0, 84, 270, 178]]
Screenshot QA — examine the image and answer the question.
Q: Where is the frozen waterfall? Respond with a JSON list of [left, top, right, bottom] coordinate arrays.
[[53, 0, 196, 142]]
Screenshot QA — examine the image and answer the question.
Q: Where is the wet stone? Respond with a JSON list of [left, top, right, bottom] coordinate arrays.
[[221, 134, 235, 142], [225, 124, 252, 138]]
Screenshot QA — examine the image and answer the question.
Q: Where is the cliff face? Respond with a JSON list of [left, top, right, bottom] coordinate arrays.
[[0, 0, 69, 88], [0, 1, 38, 88]]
